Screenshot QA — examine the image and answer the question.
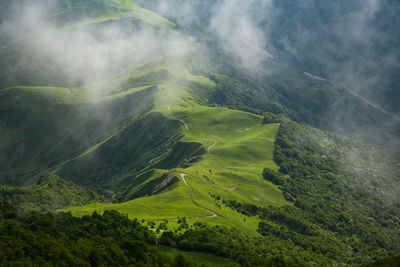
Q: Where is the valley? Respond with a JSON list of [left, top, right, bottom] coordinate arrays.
[[1, 0, 399, 266]]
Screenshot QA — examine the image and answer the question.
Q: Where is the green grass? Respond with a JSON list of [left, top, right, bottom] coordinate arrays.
[[66, 179, 209, 220], [0, 81, 156, 184], [0, 86, 87, 104], [64, 61, 287, 234], [158, 246, 239, 266], [58, 0, 175, 29], [2, 34, 287, 234], [68, 104, 288, 235], [112, 1, 176, 29]]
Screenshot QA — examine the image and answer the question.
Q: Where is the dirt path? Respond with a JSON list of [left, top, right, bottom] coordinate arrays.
[[168, 105, 190, 130], [223, 167, 262, 182], [341, 85, 400, 121], [304, 72, 327, 82], [184, 173, 238, 191], [144, 173, 217, 222], [304, 72, 400, 121], [207, 139, 218, 152], [178, 119, 189, 130], [212, 183, 238, 191], [212, 158, 262, 183], [179, 173, 217, 218]]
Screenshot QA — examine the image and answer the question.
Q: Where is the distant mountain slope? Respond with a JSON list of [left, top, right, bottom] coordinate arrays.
[[0, 174, 102, 213], [0, 85, 156, 184], [0, 1, 399, 266], [269, 0, 400, 114]]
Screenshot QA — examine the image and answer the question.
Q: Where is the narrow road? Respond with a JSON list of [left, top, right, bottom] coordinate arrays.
[[168, 105, 190, 130], [341, 85, 400, 121], [304, 72, 400, 121], [179, 173, 217, 218], [223, 167, 262, 182], [213, 183, 238, 191], [207, 139, 218, 152], [184, 173, 238, 191], [144, 173, 217, 222], [178, 119, 189, 130]]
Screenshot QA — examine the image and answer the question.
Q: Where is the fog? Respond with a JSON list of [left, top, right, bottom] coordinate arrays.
[[1, 0, 398, 185], [0, 0, 193, 97], [2, 0, 398, 103], [208, 0, 274, 72]]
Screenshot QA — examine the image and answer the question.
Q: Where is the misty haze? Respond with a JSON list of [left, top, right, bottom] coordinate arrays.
[[0, 0, 399, 266]]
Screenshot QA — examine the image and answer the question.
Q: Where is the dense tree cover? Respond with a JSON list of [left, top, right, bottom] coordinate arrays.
[[0, 206, 315, 266], [150, 0, 400, 114], [271, 0, 400, 114], [208, 74, 292, 118], [1, 124, 398, 266], [207, 71, 400, 149], [0, 1, 399, 266], [261, 168, 286, 186], [2, 204, 398, 266], [0, 209, 193, 267], [209, 120, 400, 265], [160, 222, 312, 266], [262, 113, 286, 124], [261, 121, 400, 264], [0, 174, 102, 213], [361, 253, 400, 267]]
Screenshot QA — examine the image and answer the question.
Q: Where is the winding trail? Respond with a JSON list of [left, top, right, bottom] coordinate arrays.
[[168, 105, 190, 130], [207, 139, 218, 152], [184, 173, 238, 191], [179, 173, 217, 218], [178, 119, 189, 130], [144, 173, 217, 222], [224, 167, 262, 182], [211, 154, 262, 182]]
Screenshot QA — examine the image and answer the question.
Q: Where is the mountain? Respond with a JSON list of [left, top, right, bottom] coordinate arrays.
[[0, 0, 399, 266]]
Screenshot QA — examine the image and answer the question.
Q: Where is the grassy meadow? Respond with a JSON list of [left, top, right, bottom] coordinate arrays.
[[67, 100, 288, 235]]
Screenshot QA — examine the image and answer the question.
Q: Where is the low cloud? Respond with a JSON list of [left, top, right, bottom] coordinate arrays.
[[0, 0, 192, 96], [209, 0, 274, 72]]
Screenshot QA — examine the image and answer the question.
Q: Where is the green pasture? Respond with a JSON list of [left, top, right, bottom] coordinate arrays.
[[68, 104, 288, 235]]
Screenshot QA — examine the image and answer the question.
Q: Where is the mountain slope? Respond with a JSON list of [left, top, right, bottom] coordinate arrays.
[[0, 0, 399, 266]]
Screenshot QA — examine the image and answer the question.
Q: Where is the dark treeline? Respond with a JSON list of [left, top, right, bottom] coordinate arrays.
[[0, 209, 192, 267], [0, 207, 312, 266], [214, 119, 400, 265]]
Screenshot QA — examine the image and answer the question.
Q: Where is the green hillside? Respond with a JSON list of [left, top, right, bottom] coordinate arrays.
[[66, 105, 288, 234], [0, 84, 156, 184], [0, 0, 400, 266], [0, 174, 102, 213]]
